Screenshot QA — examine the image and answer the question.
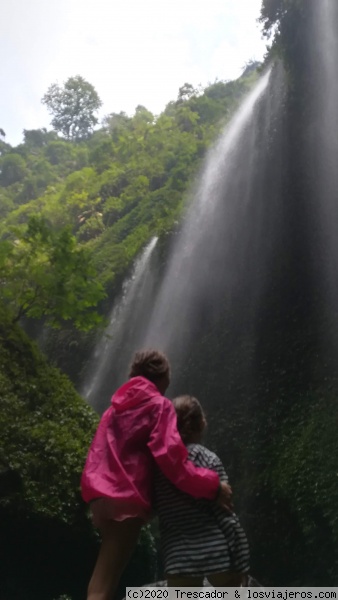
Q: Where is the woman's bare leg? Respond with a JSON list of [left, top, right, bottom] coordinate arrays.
[[87, 517, 143, 600]]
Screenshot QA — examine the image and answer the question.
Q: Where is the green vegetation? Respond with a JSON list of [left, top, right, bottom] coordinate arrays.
[[0, 67, 259, 293], [0, 316, 156, 599], [0, 314, 98, 522], [42, 76, 102, 141], [267, 390, 338, 581], [0, 215, 105, 329], [0, 67, 260, 599]]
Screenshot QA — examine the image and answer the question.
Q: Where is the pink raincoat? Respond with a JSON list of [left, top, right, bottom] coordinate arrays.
[[81, 376, 219, 521]]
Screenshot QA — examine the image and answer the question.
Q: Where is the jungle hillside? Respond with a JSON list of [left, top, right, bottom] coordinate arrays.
[[1, 0, 338, 597]]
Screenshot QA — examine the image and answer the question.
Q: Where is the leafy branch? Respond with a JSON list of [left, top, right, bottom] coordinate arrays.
[[0, 215, 106, 330]]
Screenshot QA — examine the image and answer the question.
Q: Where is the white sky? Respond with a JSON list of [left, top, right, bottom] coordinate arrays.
[[1, 0, 266, 146]]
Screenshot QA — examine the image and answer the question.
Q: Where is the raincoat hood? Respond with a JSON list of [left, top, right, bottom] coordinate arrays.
[[111, 376, 160, 412]]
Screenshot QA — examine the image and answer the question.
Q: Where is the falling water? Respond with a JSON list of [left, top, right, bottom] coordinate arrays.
[[310, 0, 338, 352], [76, 6, 338, 582], [139, 66, 287, 393], [81, 236, 158, 412], [143, 69, 273, 354], [313, 0, 338, 284], [85, 66, 286, 400]]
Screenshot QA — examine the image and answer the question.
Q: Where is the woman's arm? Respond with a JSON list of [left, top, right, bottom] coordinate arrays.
[[148, 399, 227, 502]]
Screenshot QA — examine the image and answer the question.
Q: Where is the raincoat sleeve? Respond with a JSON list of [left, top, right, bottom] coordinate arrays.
[[147, 399, 220, 499]]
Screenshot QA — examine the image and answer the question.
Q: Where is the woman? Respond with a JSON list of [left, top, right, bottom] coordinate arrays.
[[81, 350, 232, 600]]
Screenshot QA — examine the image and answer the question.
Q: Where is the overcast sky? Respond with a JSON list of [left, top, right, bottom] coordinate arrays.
[[1, 0, 266, 147]]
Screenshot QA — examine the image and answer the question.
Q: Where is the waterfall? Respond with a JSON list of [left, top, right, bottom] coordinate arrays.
[[76, 4, 338, 583], [83, 65, 284, 408], [81, 236, 158, 412], [314, 0, 338, 282], [143, 69, 273, 352], [304, 0, 338, 363], [140, 66, 286, 392], [82, 64, 287, 408]]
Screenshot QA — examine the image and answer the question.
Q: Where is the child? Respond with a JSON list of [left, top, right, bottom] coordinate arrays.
[[154, 394, 250, 588], [81, 350, 232, 600]]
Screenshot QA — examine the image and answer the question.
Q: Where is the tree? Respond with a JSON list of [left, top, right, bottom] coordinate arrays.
[[134, 105, 154, 124], [0, 153, 27, 186], [177, 83, 197, 103], [23, 128, 58, 148], [0, 139, 11, 158], [101, 111, 131, 142], [241, 60, 261, 77], [260, 0, 285, 34], [259, 0, 302, 40], [0, 191, 14, 218], [45, 140, 75, 165], [259, 0, 310, 72], [0, 216, 106, 330], [42, 76, 102, 141], [175, 105, 200, 133]]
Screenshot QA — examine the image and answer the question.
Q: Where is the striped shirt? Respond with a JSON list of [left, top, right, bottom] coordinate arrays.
[[154, 443, 250, 577]]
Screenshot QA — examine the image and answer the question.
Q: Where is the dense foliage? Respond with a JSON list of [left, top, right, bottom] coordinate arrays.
[[42, 76, 102, 141], [0, 316, 156, 599], [0, 215, 105, 329], [0, 68, 260, 599], [0, 67, 259, 291]]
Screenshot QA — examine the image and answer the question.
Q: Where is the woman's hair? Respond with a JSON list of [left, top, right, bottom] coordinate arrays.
[[173, 395, 206, 443], [128, 349, 170, 384]]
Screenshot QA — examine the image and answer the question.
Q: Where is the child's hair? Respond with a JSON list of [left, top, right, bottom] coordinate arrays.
[[129, 349, 170, 384], [173, 395, 206, 443]]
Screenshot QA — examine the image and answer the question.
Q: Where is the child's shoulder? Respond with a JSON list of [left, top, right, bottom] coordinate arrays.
[[186, 443, 220, 466]]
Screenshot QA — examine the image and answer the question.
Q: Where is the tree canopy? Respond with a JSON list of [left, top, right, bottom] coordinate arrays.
[[0, 67, 259, 292], [0, 153, 27, 186], [0, 216, 105, 330], [42, 76, 102, 141]]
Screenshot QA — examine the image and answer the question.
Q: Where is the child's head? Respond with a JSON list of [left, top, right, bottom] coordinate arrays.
[[129, 349, 170, 394], [173, 395, 206, 444]]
